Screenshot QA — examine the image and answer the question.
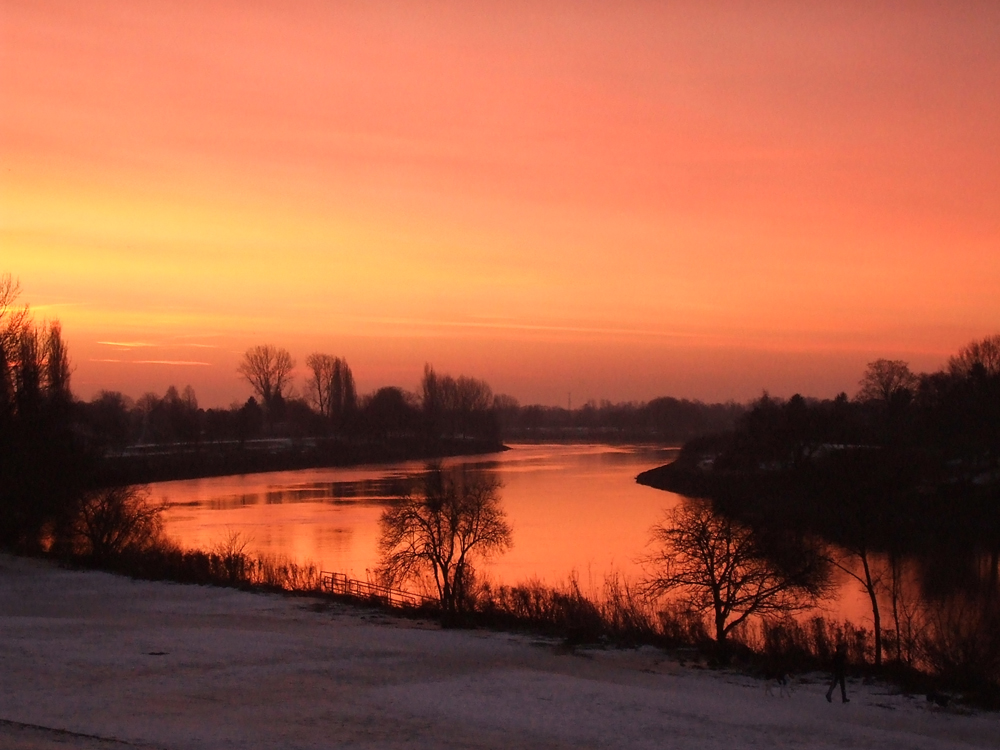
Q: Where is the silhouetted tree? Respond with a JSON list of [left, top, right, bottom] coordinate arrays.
[[820, 451, 921, 669], [421, 364, 495, 438], [71, 484, 165, 562], [421, 363, 441, 434], [378, 467, 512, 616], [0, 276, 91, 550], [238, 344, 295, 412], [644, 499, 827, 645], [829, 538, 886, 667], [923, 587, 1000, 692], [305, 353, 334, 417], [305, 353, 356, 428], [132, 385, 202, 444], [492, 393, 520, 434], [44, 322, 71, 405], [948, 334, 1000, 378], [857, 359, 918, 405], [364, 386, 418, 437], [0, 274, 28, 353], [236, 397, 264, 444], [80, 391, 135, 450]]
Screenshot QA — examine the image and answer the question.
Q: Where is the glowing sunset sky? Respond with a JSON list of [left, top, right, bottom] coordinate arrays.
[[2, 1, 998, 406]]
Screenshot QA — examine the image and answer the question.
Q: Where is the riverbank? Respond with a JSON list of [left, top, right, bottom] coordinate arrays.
[[98, 436, 506, 485], [2, 555, 996, 749], [636, 460, 711, 496]]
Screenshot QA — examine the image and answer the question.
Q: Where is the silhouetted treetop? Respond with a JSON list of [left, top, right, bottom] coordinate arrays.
[[238, 344, 295, 410], [949, 334, 1000, 379], [305, 352, 356, 429], [856, 359, 918, 405], [421, 364, 497, 439]]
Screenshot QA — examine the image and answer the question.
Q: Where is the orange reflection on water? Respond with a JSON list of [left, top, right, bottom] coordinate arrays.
[[155, 443, 876, 622], [156, 444, 676, 590]]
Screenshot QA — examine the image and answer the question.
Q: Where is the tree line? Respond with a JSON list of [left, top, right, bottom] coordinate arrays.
[[496, 397, 743, 443], [76, 344, 743, 450], [78, 353, 503, 447]]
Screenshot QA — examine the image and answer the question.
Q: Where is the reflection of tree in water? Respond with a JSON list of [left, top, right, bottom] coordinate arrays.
[[207, 476, 419, 509], [377, 464, 512, 617]]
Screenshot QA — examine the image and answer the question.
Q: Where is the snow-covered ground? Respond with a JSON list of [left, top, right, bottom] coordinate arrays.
[[1, 555, 996, 750]]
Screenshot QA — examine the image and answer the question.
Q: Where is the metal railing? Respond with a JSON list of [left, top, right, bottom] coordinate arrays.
[[320, 571, 432, 609]]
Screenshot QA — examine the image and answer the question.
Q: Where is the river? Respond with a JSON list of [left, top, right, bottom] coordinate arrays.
[[155, 441, 874, 619], [156, 443, 675, 590]]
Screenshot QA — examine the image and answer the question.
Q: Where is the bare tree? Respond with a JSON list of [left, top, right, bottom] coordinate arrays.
[[421, 364, 494, 437], [824, 492, 895, 668], [305, 352, 356, 424], [238, 345, 295, 409], [13, 324, 44, 410], [857, 359, 918, 405], [377, 467, 512, 615], [44, 322, 72, 404], [1, 275, 27, 415], [454, 375, 493, 413], [886, 551, 923, 666], [330, 357, 357, 424], [820, 451, 918, 669], [829, 541, 886, 667], [305, 353, 335, 416], [0, 274, 29, 352], [948, 334, 1000, 378], [72, 485, 166, 561], [1, 276, 87, 550], [421, 363, 443, 434], [213, 528, 254, 585], [644, 499, 827, 644], [0, 317, 71, 414]]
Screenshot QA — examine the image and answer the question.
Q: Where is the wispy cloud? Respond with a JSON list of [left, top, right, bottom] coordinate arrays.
[[135, 360, 211, 366], [89, 358, 211, 366], [32, 302, 84, 312], [97, 340, 157, 348]]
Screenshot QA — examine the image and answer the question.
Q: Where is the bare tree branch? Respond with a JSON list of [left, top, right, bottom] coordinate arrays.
[[237, 344, 295, 409], [377, 467, 512, 615], [644, 499, 827, 643]]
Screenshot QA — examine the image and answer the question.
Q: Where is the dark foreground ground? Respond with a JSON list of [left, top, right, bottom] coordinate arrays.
[[1, 555, 997, 750]]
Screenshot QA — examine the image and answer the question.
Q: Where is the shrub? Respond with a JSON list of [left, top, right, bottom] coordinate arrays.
[[70, 485, 165, 561], [923, 592, 1000, 697]]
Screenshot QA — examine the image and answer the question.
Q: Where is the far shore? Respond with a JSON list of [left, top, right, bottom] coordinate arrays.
[[2, 554, 996, 749], [98, 435, 507, 485]]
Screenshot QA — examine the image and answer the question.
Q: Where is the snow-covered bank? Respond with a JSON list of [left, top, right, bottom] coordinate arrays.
[[1, 555, 996, 749]]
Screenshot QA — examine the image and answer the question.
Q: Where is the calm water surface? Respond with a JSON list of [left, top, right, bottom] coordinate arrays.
[[156, 443, 679, 592], [156, 441, 873, 619]]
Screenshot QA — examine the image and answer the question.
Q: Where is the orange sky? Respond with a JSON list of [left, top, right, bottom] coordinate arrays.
[[2, 1, 998, 406]]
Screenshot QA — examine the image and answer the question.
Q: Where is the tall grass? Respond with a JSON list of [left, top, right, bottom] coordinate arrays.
[[77, 541, 324, 595]]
